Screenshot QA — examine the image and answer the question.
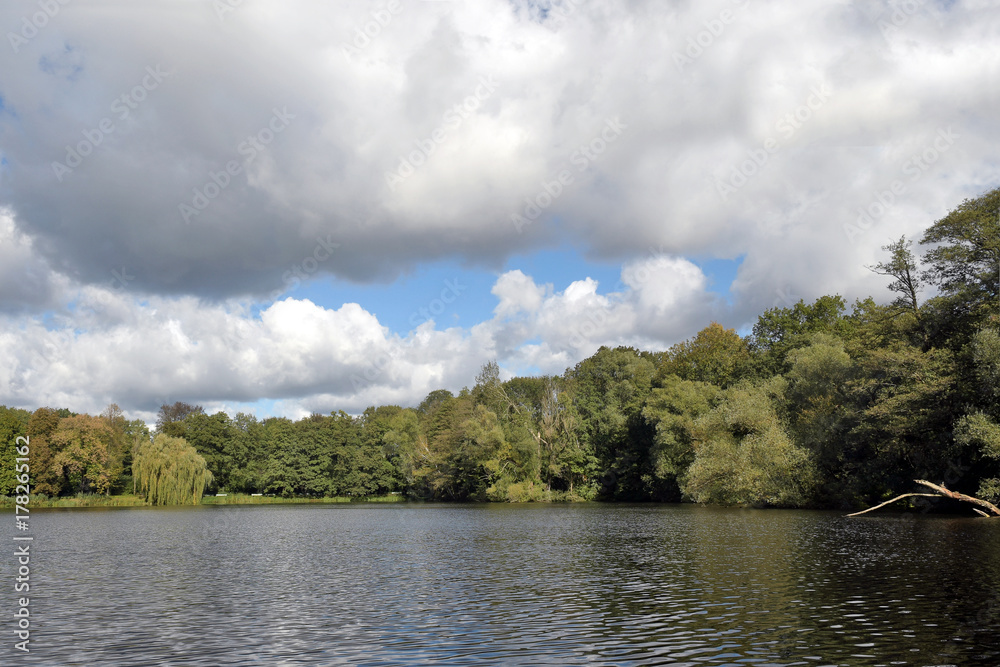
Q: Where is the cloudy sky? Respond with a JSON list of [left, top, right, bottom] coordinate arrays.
[[1, 0, 997, 423]]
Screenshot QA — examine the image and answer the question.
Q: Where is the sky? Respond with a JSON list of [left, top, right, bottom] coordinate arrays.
[[1, 0, 998, 424]]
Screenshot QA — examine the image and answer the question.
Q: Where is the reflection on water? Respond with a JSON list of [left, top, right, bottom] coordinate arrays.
[[3, 503, 999, 665]]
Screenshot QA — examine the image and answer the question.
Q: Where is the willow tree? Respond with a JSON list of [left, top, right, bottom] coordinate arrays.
[[133, 434, 213, 505]]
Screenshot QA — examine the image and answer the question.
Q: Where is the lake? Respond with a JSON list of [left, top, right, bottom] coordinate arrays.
[[4, 503, 1000, 665]]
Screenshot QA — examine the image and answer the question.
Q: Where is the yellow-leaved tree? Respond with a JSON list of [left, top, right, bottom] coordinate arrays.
[[133, 433, 213, 505]]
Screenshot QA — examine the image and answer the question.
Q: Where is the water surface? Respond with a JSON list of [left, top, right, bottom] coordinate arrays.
[[4, 503, 1000, 665]]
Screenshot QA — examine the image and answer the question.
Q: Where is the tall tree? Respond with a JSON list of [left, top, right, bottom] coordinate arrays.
[[569, 346, 656, 500], [27, 408, 64, 496], [920, 186, 1000, 346], [869, 236, 923, 321]]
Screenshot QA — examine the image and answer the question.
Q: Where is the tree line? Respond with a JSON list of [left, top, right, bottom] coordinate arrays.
[[2, 187, 998, 508]]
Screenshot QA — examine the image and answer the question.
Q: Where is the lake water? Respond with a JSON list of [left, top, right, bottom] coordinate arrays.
[[3, 503, 1000, 666]]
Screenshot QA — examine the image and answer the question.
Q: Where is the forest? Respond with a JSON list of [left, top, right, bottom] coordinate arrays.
[[2, 187, 998, 509]]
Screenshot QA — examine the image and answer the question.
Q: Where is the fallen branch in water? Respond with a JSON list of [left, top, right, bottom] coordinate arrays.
[[847, 479, 1000, 518], [914, 479, 1000, 516], [847, 492, 940, 517]]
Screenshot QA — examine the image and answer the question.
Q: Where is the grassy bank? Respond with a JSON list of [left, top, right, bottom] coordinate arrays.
[[0, 492, 410, 509], [200, 493, 407, 505]]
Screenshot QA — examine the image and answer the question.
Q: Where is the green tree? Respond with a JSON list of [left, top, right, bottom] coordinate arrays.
[[27, 408, 64, 496], [184, 411, 235, 491], [658, 322, 753, 388], [685, 377, 818, 507], [750, 295, 849, 375], [156, 402, 204, 438], [954, 412, 1000, 501], [869, 236, 923, 322], [363, 405, 420, 493], [133, 433, 213, 505], [260, 417, 300, 497], [642, 376, 720, 499], [569, 346, 656, 500], [783, 334, 854, 504], [0, 406, 31, 496], [226, 412, 266, 493], [919, 187, 1000, 348], [842, 344, 958, 502], [413, 394, 474, 499], [329, 411, 390, 497]]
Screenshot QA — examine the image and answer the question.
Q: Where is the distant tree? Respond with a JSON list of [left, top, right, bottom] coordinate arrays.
[[156, 402, 204, 437], [101, 403, 132, 493], [750, 295, 849, 375], [569, 346, 656, 500], [27, 408, 64, 496], [51, 415, 122, 495], [417, 389, 454, 416], [0, 407, 31, 496], [658, 322, 753, 388], [133, 433, 213, 505], [363, 406, 420, 493], [184, 412, 235, 491]]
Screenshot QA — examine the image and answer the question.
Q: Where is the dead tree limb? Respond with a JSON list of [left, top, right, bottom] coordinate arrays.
[[915, 480, 1000, 516], [846, 493, 940, 517], [847, 480, 1000, 517]]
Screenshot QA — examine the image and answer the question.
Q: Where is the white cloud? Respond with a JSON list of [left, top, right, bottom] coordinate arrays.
[[1, 0, 999, 418], [0, 257, 724, 419]]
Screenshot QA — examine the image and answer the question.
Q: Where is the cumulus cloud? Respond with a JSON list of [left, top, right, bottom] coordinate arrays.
[[1, 0, 999, 418], [0, 0, 996, 301], [0, 259, 720, 419]]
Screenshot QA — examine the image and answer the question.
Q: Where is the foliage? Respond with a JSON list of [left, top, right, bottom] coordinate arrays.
[[4, 187, 998, 510], [51, 415, 122, 495], [684, 377, 818, 507], [642, 376, 720, 497], [0, 406, 31, 496], [658, 322, 753, 388], [750, 295, 850, 375], [133, 433, 213, 505]]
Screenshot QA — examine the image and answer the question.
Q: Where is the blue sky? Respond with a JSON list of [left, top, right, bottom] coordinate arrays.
[[287, 248, 743, 337]]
